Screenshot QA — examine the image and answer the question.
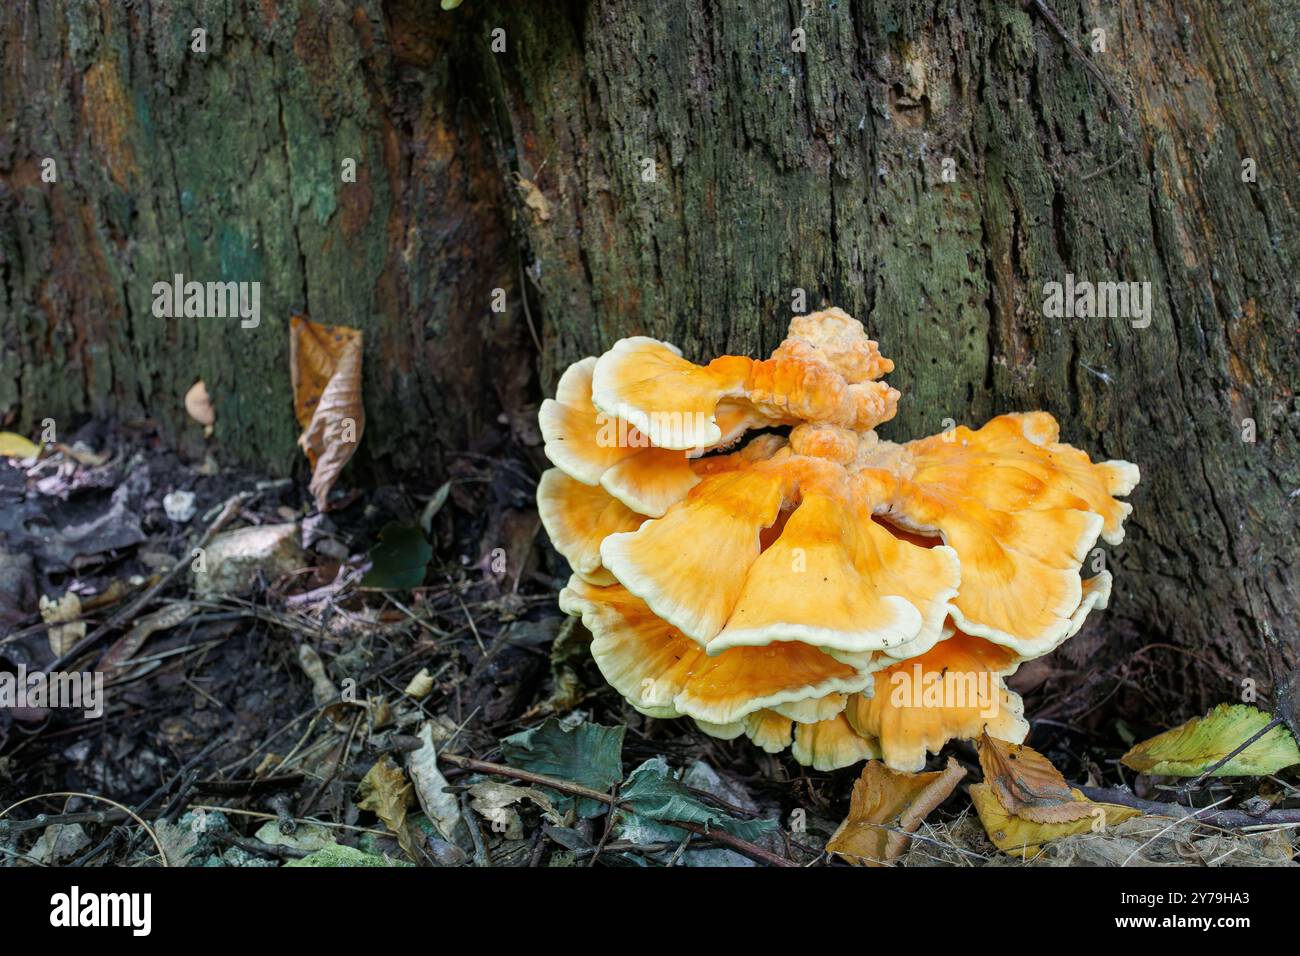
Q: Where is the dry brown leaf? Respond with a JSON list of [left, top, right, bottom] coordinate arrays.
[[39, 592, 85, 657], [403, 668, 435, 699], [56, 442, 112, 466], [514, 173, 551, 221], [357, 755, 419, 860], [79, 578, 142, 612], [972, 734, 1145, 858], [826, 757, 967, 866], [977, 732, 1095, 823], [290, 316, 364, 511], [468, 782, 563, 840], [406, 721, 462, 842], [99, 602, 199, 680]]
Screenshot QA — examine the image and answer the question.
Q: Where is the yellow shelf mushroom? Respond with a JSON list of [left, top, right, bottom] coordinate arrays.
[[537, 308, 1138, 772]]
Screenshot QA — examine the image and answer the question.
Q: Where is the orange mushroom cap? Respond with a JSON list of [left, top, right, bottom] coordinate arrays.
[[792, 713, 881, 771], [536, 469, 646, 585], [539, 355, 701, 517], [856, 411, 1135, 657], [590, 337, 754, 449], [559, 576, 873, 725], [842, 631, 1030, 772], [538, 307, 1138, 772]]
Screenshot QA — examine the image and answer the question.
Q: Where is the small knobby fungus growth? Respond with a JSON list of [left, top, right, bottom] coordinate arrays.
[[537, 309, 1139, 772]]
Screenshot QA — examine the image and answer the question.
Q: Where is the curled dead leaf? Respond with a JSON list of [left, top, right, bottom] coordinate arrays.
[[403, 668, 435, 699], [970, 783, 1142, 860], [297, 644, 338, 706], [357, 755, 419, 860], [40, 592, 85, 657], [468, 782, 563, 841], [977, 732, 1095, 823], [826, 757, 966, 866], [290, 316, 364, 511], [406, 721, 462, 842], [972, 734, 1142, 858]]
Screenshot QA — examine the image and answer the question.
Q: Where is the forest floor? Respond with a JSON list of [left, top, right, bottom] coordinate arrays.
[[0, 422, 1295, 867]]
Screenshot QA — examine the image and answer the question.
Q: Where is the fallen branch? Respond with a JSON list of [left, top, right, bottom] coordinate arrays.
[[438, 752, 795, 867], [1076, 785, 1300, 828]]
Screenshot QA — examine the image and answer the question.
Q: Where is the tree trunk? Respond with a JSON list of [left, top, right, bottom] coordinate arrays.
[[2, 1, 1296, 698]]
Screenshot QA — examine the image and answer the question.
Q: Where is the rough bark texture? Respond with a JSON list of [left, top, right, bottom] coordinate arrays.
[[2, 1, 1297, 695]]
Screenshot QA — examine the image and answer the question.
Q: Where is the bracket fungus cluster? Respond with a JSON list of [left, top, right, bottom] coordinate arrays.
[[538, 309, 1138, 772]]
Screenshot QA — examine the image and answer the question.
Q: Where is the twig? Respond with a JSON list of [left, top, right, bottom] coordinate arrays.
[[1076, 785, 1300, 828], [1025, 0, 1136, 140], [518, 261, 544, 353], [588, 780, 620, 867], [1181, 716, 1284, 793], [461, 792, 492, 867], [208, 831, 310, 861], [666, 832, 692, 867], [438, 752, 795, 868], [0, 809, 129, 836], [0, 792, 168, 866], [192, 774, 306, 796]]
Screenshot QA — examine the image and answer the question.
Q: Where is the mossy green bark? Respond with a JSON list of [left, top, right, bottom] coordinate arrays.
[[1, 0, 526, 477]]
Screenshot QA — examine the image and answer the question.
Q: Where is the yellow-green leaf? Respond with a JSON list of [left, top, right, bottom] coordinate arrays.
[[970, 783, 1142, 860], [0, 431, 40, 458], [1122, 703, 1300, 777]]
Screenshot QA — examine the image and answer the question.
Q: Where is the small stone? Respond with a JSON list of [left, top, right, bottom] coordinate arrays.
[[194, 523, 306, 597], [163, 490, 197, 523]]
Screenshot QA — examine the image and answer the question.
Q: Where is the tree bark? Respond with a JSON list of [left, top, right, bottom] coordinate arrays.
[[2, 1, 1296, 697]]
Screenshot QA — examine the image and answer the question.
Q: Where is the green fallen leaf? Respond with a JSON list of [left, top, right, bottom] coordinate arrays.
[[619, 757, 777, 841], [361, 522, 433, 590], [1122, 703, 1300, 777], [501, 718, 624, 818]]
